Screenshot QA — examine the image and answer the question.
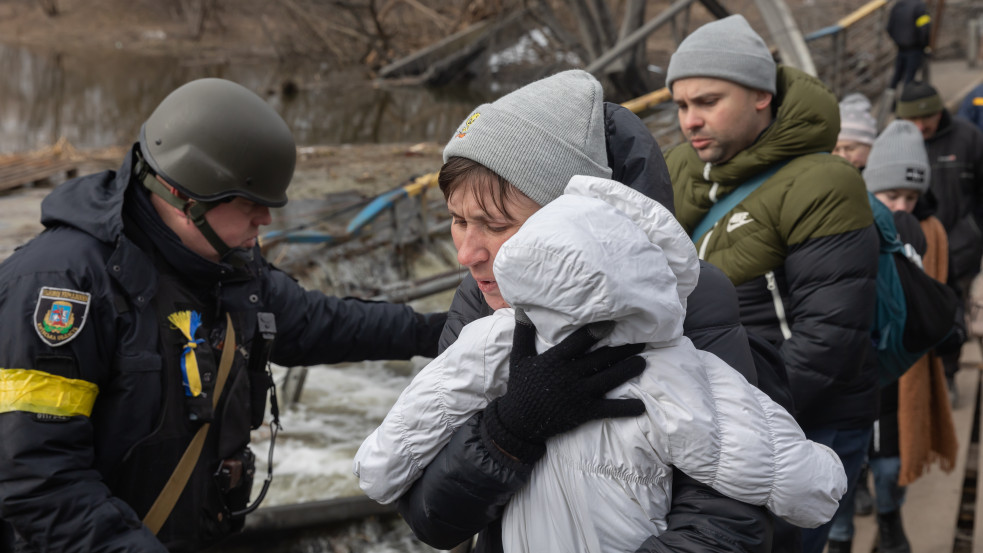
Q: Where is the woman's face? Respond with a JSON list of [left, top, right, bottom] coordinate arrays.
[[447, 181, 540, 310], [832, 140, 872, 169]]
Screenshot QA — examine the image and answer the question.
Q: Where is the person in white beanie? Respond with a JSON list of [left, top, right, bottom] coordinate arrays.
[[369, 69, 812, 553], [664, 14, 880, 553], [355, 172, 848, 553], [833, 93, 877, 170]]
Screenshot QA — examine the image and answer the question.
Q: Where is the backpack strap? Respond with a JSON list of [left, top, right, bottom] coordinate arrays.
[[691, 161, 790, 243]]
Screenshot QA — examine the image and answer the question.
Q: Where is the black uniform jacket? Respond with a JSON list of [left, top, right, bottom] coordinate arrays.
[[0, 147, 443, 552]]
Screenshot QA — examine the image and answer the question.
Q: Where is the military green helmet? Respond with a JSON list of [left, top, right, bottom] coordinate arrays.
[[139, 78, 295, 207]]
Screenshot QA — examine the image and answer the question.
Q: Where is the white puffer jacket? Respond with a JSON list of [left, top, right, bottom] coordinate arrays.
[[354, 176, 847, 552]]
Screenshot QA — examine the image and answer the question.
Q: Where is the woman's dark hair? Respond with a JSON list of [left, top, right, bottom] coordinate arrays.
[[438, 156, 531, 221]]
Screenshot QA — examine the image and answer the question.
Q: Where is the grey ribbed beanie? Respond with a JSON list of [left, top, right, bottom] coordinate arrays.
[[666, 15, 776, 94], [441, 70, 611, 206], [863, 120, 930, 194]]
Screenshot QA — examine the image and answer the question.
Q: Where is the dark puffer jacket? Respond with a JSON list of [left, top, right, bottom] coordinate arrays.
[[0, 148, 444, 552], [667, 66, 880, 432], [921, 109, 983, 282], [398, 102, 788, 553]]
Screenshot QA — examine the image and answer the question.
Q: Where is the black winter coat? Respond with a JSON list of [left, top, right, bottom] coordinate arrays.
[[0, 148, 444, 552], [398, 103, 788, 553], [921, 110, 983, 282]]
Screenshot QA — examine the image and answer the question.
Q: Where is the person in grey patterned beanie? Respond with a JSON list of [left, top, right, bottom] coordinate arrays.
[[666, 14, 776, 94], [441, 69, 611, 207], [834, 93, 878, 170]]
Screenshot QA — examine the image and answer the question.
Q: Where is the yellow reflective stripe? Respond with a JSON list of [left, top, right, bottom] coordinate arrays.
[[916, 14, 931, 27], [973, 97, 983, 107], [0, 368, 99, 417]]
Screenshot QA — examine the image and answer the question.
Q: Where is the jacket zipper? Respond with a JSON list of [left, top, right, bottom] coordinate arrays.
[[697, 229, 713, 260], [699, 162, 720, 260], [765, 271, 792, 340]]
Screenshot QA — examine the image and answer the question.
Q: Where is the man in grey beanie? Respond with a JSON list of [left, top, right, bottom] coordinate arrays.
[[664, 14, 880, 553]]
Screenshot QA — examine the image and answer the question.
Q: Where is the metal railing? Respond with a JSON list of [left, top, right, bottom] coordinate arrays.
[[804, 0, 894, 101]]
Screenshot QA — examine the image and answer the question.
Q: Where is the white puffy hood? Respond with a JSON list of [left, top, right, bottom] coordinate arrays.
[[494, 175, 700, 348]]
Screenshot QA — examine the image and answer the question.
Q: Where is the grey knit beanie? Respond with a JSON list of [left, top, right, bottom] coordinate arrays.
[[863, 120, 930, 194], [441, 70, 611, 206], [666, 15, 776, 94], [838, 93, 877, 145]]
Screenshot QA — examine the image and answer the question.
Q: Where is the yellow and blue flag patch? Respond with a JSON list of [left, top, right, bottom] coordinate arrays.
[[168, 310, 205, 397]]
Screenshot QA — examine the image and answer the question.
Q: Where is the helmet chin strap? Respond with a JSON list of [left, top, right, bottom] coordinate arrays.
[[135, 157, 249, 266]]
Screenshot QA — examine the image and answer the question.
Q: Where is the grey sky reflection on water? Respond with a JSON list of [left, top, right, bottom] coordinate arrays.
[[0, 42, 482, 154]]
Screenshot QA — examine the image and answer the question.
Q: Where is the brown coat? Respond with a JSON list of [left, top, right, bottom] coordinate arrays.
[[897, 215, 959, 486]]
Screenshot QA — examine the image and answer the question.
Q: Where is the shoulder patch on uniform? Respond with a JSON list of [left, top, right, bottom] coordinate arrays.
[[34, 287, 91, 347]]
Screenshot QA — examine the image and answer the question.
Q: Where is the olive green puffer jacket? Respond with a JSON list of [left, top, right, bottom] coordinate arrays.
[[667, 66, 879, 431]]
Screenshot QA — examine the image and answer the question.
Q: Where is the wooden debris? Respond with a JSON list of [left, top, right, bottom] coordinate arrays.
[[0, 138, 81, 193]]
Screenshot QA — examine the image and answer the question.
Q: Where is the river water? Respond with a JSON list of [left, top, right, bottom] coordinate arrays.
[[0, 42, 486, 153], [2, 41, 472, 551]]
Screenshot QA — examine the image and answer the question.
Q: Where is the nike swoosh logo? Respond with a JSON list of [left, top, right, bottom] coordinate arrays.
[[727, 212, 754, 233]]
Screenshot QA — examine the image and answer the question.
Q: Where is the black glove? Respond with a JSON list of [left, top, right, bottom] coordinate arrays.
[[417, 311, 449, 358], [482, 310, 646, 464]]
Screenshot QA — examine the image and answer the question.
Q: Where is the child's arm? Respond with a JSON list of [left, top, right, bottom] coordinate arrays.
[[650, 349, 847, 528], [353, 314, 514, 504]]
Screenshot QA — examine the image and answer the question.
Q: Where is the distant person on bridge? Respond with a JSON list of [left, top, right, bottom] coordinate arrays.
[[384, 69, 809, 553], [0, 78, 447, 553], [886, 0, 932, 89], [663, 14, 880, 553], [896, 81, 983, 407]]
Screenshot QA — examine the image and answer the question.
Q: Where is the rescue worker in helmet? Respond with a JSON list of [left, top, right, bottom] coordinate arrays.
[[0, 78, 447, 552]]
